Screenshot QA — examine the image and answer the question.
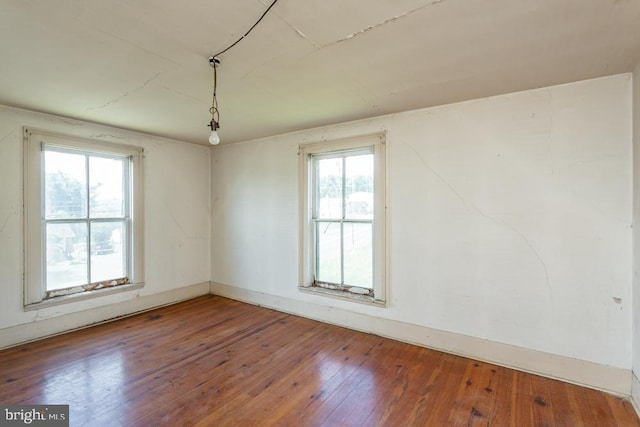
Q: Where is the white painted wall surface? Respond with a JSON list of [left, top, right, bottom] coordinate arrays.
[[0, 106, 211, 339], [632, 62, 640, 403], [212, 74, 632, 369]]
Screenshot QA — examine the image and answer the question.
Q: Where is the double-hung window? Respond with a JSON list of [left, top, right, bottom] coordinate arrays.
[[300, 134, 386, 304], [24, 128, 144, 306]]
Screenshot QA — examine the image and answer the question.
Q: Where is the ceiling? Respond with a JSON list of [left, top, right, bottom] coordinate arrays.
[[1, 0, 639, 145]]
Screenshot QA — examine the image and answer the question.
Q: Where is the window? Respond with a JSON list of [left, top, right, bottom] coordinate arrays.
[[24, 128, 144, 306], [299, 134, 386, 303]]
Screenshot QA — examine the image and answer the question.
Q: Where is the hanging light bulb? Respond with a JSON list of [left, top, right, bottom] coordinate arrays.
[[208, 127, 220, 145], [204, 1, 281, 145], [207, 57, 221, 145]]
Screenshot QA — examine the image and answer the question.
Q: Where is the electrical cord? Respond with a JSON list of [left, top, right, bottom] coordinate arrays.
[[213, 0, 281, 58]]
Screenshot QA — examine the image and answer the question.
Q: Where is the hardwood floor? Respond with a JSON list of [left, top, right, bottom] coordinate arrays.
[[0, 295, 637, 426]]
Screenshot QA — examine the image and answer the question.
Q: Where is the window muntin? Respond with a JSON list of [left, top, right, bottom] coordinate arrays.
[[24, 128, 144, 306], [299, 134, 385, 303]]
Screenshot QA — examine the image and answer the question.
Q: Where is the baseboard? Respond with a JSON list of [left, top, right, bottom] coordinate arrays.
[[210, 282, 631, 396], [0, 282, 210, 350], [632, 373, 640, 417]]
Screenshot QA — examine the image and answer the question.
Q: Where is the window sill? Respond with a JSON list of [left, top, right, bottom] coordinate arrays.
[[298, 285, 386, 308], [24, 282, 144, 312]]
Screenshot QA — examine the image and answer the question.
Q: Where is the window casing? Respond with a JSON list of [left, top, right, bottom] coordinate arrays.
[[24, 128, 144, 306], [299, 134, 386, 304]]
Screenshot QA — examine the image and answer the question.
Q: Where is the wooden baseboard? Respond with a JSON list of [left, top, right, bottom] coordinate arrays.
[[632, 373, 640, 417], [0, 282, 210, 350], [2, 280, 632, 398], [210, 282, 631, 396]]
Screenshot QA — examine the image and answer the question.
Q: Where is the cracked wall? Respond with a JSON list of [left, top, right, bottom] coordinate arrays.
[[212, 73, 632, 370], [0, 105, 211, 339]]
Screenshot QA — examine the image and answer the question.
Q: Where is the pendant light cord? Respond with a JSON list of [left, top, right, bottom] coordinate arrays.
[[208, 0, 279, 142], [213, 0, 281, 58], [209, 62, 219, 128]]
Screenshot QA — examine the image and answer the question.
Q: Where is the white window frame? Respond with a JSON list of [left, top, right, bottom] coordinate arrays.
[[23, 128, 145, 308], [299, 133, 386, 305]]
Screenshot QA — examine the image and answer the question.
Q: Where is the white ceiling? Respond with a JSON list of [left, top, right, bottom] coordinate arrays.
[[1, 0, 639, 145]]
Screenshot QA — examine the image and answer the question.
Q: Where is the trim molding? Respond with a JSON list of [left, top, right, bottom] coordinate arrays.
[[1, 280, 633, 399], [0, 282, 210, 350], [210, 282, 631, 396], [632, 373, 640, 417]]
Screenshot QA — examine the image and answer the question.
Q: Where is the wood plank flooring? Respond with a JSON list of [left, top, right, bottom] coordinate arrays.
[[0, 295, 637, 426]]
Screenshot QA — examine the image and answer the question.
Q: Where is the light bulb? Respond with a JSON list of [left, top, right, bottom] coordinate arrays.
[[209, 130, 220, 145]]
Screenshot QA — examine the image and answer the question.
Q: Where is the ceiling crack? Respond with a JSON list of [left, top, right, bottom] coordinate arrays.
[[328, 0, 448, 47], [275, 13, 321, 49], [88, 72, 162, 111], [75, 20, 183, 69], [242, 0, 447, 78], [290, 23, 321, 49], [161, 86, 205, 103]]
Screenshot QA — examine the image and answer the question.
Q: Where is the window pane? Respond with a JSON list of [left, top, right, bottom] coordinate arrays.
[[90, 156, 125, 218], [343, 222, 373, 289], [316, 221, 341, 284], [91, 222, 126, 283], [46, 222, 88, 290], [345, 154, 374, 220], [44, 151, 87, 219], [316, 158, 343, 219]]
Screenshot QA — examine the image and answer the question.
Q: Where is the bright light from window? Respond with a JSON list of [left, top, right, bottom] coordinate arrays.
[[43, 149, 129, 292]]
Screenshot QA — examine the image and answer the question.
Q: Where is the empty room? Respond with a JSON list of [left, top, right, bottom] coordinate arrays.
[[1, 0, 640, 425]]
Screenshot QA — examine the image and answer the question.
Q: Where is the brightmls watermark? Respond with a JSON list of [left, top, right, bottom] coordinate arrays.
[[1, 405, 68, 426]]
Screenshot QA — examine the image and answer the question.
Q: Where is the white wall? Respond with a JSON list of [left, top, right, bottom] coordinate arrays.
[[632, 63, 640, 407], [212, 74, 632, 371], [0, 106, 211, 345]]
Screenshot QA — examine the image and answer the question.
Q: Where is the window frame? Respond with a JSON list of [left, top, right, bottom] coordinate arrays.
[[299, 133, 386, 305], [23, 128, 145, 307]]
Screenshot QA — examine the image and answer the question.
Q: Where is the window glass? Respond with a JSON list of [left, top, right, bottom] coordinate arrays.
[[299, 134, 385, 303], [316, 157, 343, 219], [345, 154, 373, 220], [24, 129, 144, 306], [44, 151, 87, 219], [89, 156, 125, 218], [46, 222, 88, 290], [43, 149, 131, 293], [316, 221, 342, 284], [343, 222, 372, 288], [313, 150, 374, 289], [90, 221, 126, 283]]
